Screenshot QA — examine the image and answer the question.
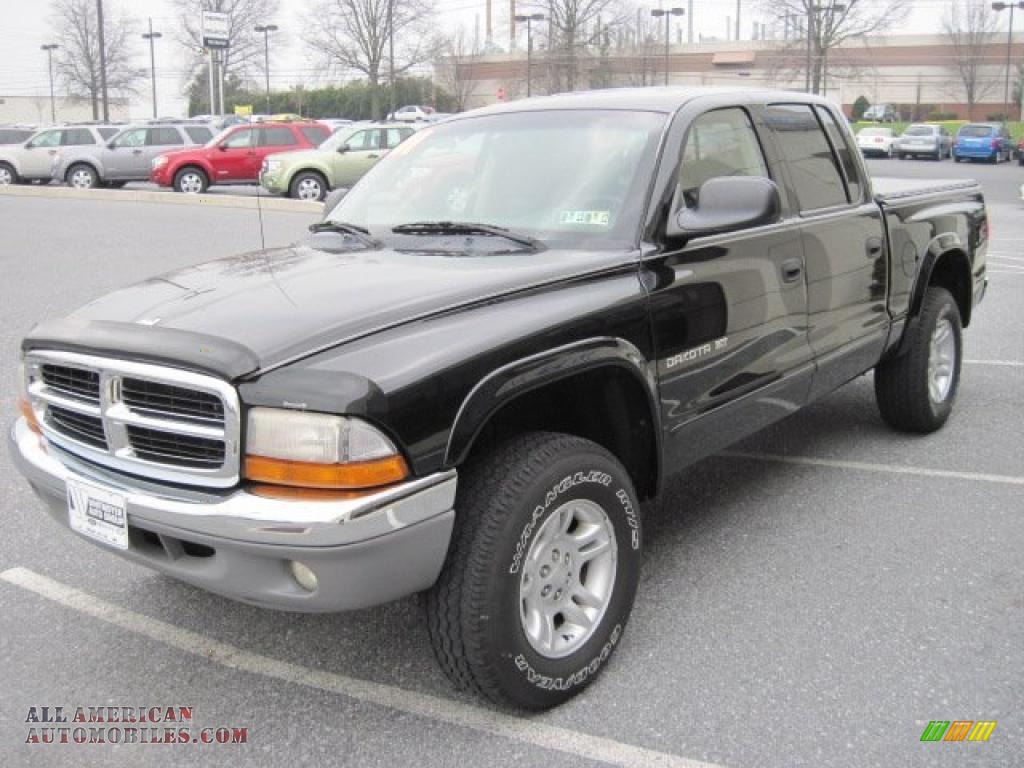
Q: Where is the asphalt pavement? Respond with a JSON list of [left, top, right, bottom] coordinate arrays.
[[0, 157, 1021, 768]]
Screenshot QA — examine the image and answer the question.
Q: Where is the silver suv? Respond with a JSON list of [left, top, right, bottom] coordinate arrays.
[[52, 122, 214, 188], [0, 124, 122, 185]]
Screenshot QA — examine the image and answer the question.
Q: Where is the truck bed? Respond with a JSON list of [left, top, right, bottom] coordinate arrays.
[[872, 176, 980, 202]]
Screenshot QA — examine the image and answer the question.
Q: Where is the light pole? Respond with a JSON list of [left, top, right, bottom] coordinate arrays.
[[255, 24, 278, 114], [992, 2, 1024, 122], [40, 44, 59, 123], [142, 19, 162, 118], [514, 12, 544, 97], [651, 7, 685, 87]]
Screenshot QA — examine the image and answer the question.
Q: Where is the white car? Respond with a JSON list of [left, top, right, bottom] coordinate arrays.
[[389, 105, 435, 122], [857, 126, 897, 158]]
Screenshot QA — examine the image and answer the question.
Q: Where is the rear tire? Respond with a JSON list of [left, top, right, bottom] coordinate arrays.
[[66, 163, 99, 189], [173, 166, 208, 194], [874, 287, 962, 434], [426, 431, 642, 710]]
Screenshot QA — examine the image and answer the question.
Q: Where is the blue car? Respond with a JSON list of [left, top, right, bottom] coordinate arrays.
[[953, 123, 1013, 163]]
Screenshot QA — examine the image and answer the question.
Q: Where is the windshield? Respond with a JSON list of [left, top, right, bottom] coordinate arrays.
[[903, 126, 935, 136], [959, 125, 995, 138], [326, 110, 667, 250], [859, 127, 889, 136]]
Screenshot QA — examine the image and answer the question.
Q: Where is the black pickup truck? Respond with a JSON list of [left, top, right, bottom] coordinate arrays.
[[12, 88, 987, 709]]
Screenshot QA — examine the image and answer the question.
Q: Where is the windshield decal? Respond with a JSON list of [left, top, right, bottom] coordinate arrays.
[[559, 210, 611, 226]]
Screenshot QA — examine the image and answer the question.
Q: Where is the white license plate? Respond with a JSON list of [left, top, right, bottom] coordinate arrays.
[[67, 478, 129, 550]]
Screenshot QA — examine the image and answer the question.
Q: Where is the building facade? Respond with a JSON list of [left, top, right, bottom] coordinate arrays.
[[0, 94, 131, 127]]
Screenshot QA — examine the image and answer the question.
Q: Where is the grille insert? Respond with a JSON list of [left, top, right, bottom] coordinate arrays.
[[48, 406, 107, 448], [41, 364, 100, 403], [122, 377, 224, 425], [126, 425, 226, 469]]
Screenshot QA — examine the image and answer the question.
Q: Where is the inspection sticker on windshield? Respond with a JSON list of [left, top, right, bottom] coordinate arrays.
[[560, 210, 610, 226]]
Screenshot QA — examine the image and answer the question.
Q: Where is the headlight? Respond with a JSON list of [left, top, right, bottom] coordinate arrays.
[[152, 156, 168, 168], [243, 407, 409, 489], [263, 159, 282, 172]]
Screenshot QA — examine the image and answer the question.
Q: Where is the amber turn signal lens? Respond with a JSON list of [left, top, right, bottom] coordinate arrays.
[[18, 396, 41, 434], [244, 454, 409, 490]]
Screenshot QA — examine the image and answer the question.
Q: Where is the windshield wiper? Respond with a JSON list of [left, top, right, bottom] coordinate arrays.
[[308, 220, 380, 248], [391, 221, 544, 251]]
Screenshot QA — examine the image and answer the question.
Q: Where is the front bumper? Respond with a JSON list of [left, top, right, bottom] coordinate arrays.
[[259, 170, 287, 194], [10, 418, 457, 612]]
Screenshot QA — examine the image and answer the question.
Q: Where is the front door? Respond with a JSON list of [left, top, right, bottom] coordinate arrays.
[[647, 105, 814, 468], [21, 129, 63, 179], [105, 127, 147, 179], [331, 128, 382, 187], [214, 127, 258, 181], [763, 103, 888, 399]]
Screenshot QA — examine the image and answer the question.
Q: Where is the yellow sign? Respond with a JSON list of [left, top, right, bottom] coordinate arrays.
[[234, 105, 253, 117]]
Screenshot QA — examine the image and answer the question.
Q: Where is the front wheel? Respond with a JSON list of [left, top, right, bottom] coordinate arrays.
[[173, 167, 208, 194], [67, 163, 98, 189], [875, 286, 962, 433], [289, 170, 328, 201], [0, 162, 17, 185], [426, 432, 642, 709]]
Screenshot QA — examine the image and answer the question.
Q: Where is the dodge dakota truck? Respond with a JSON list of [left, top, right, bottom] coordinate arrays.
[[12, 88, 987, 710]]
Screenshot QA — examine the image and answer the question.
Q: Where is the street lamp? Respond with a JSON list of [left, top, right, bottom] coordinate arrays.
[[141, 19, 162, 119], [992, 2, 1024, 122], [514, 13, 545, 97], [255, 24, 279, 114], [40, 44, 59, 124], [805, 2, 846, 96], [651, 8, 685, 87]]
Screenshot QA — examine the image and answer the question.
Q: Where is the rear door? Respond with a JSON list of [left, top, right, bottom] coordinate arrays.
[[255, 126, 300, 178], [764, 103, 888, 400], [647, 104, 814, 468]]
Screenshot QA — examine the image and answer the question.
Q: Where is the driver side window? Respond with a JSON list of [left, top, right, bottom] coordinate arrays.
[[28, 130, 61, 149], [675, 108, 768, 210], [222, 129, 254, 149], [113, 128, 147, 148]]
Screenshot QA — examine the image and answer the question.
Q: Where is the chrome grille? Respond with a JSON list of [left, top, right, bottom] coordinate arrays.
[[24, 351, 240, 488]]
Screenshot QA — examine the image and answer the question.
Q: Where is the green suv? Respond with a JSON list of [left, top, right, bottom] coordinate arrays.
[[260, 122, 416, 200]]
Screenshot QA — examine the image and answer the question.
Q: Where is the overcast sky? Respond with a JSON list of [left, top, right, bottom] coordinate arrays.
[[1, 0, 957, 119]]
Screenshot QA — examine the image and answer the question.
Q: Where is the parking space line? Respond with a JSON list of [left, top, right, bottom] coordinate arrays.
[[987, 253, 1024, 261], [964, 359, 1024, 367], [0, 567, 725, 768], [988, 269, 1024, 275], [721, 452, 1024, 486]]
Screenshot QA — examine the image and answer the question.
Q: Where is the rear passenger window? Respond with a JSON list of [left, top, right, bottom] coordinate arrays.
[[815, 106, 862, 202], [261, 126, 298, 147], [765, 104, 847, 211], [299, 126, 327, 145], [148, 127, 183, 146], [185, 126, 212, 144], [62, 128, 96, 146], [676, 107, 768, 210], [385, 128, 410, 148], [97, 128, 119, 140]]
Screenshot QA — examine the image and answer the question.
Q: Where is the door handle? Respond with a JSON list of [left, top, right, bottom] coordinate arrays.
[[866, 237, 883, 257], [367, 154, 379, 159], [780, 258, 803, 283], [132, 149, 143, 154]]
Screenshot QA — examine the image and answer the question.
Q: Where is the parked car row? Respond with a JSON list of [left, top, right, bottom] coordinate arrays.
[[856, 121, 1019, 164]]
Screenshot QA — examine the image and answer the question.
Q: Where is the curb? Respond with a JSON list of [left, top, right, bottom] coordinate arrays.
[[0, 184, 320, 213]]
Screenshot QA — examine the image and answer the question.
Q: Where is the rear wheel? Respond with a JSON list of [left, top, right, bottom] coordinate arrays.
[[173, 167, 208, 194], [875, 286, 962, 434], [66, 163, 98, 189], [0, 162, 17, 185], [289, 170, 328, 201], [426, 431, 642, 709]]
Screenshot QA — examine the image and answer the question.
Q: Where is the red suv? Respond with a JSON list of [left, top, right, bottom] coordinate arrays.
[[150, 121, 329, 193]]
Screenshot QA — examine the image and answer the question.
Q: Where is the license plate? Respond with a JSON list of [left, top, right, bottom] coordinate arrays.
[[67, 478, 129, 550]]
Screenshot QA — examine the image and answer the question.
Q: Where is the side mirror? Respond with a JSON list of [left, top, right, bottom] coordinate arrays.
[[337, 144, 350, 154], [218, 144, 229, 151], [320, 187, 349, 220], [667, 176, 781, 239]]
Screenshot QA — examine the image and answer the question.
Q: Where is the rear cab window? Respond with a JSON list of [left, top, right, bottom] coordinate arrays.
[[62, 128, 97, 146], [959, 125, 994, 138], [184, 126, 213, 144], [765, 104, 849, 212], [148, 127, 184, 146], [815, 106, 863, 203], [260, 126, 298, 147]]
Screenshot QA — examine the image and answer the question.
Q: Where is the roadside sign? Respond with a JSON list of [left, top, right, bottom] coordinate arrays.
[[234, 104, 253, 117], [201, 11, 230, 50]]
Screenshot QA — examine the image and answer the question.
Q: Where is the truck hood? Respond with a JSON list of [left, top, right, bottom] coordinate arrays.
[[55, 240, 628, 377]]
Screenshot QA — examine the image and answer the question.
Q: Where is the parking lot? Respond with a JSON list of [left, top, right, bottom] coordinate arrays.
[[0, 155, 1021, 768]]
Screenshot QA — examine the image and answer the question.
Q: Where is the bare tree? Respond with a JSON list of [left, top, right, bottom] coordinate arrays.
[[436, 27, 480, 112], [943, 0, 1000, 116], [617, 9, 662, 87], [50, 0, 143, 119], [304, 0, 436, 118], [545, 0, 627, 92], [758, 0, 911, 94], [170, 0, 280, 86]]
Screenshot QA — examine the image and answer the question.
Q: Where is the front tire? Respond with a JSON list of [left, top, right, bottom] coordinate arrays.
[[874, 286, 962, 433], [66, 163, 98, 189], [289, 170, 328, 201], [0, 162, 17, 185], [173, 166, 208, 194], [426, 432, 642, 710]]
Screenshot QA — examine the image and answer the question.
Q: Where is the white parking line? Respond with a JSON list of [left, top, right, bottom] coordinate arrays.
[[964, 359, 1024, 367], [987, 253, 1024, 261], [722, 452, 1024, 486], [988, 269, 1024, 275], [0, 567, 725, 768]]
